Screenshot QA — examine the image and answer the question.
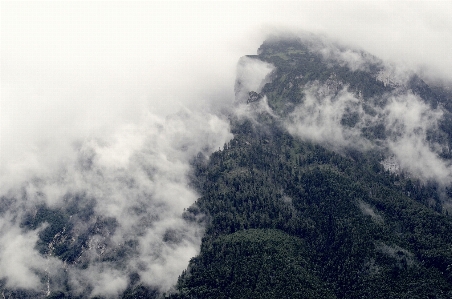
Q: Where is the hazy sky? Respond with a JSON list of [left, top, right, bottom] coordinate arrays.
[[2, 1, 452, 178]]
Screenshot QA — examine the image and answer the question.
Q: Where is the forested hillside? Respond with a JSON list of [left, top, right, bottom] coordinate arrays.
[[168, 37, 452, 298], [169, 117, 452, 298]]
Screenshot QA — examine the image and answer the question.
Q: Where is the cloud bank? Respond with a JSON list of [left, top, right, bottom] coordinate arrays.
[[0, 108, 232, 296]]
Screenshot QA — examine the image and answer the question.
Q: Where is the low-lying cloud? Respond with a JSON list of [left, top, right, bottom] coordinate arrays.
[[284, 39, 452, 184], [0, 217, 62, 291], [384, 93, 451, 183], [286, 85, 371, 149], [234, 56, 275, 103], [0, 109, 232, 296]]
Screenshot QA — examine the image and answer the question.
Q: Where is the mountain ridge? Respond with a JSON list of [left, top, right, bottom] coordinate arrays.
[[169, 36, 452, 298], [2, 35, 452, 298]]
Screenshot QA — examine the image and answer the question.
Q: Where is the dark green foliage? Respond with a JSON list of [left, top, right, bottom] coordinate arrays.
[[21, 206, 72, 255], [122, 285, 159, 299], [172, 112, 452, 298], [173, 229, 336, 299], [341, 111, 360, 127], [19, 195, 120, 265]]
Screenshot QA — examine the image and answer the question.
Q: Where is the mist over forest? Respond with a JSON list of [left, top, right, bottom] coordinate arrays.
[[2, 1, 452, 298]]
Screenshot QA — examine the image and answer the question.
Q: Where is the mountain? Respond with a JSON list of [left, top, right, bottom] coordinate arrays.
[[168, 37, 452, 298], [3, 35, 452, 298]]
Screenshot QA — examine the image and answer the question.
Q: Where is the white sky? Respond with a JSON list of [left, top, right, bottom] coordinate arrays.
[[1, 0, 452, 177]]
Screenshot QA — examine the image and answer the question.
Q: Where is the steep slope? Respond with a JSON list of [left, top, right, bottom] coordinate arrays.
[[170, 119, 452, 298], [170, 37, 452, 298]]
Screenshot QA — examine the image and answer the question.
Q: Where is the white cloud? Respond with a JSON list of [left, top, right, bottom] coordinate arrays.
[[234, 56, 275, 103], [0, 217, 62, 290], [384, 94, 451, 183], [2, 1, 452, 179], [286, 85, 370, 150], [69, 264, 129, 298], [0, 108, 231, 295]]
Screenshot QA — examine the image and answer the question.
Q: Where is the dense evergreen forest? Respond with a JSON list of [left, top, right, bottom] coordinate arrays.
[[167, 117, 452, 298], [166, 38, 452, 298]]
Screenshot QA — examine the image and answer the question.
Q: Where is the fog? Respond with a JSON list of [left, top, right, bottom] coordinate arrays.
[[286, 86, 371, 149], [285, 82, 452, 184], [284, 37, 452, 184], [2, 0, 452, 296]]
